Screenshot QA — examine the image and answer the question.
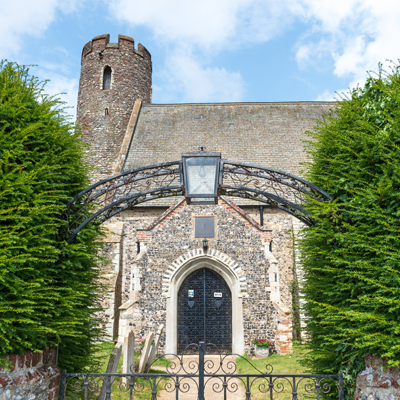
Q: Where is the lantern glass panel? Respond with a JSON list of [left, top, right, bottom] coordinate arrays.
[[185, 157, 218, 196]]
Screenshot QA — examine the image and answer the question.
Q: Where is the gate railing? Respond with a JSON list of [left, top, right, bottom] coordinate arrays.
[[60, 342, 345, 400]]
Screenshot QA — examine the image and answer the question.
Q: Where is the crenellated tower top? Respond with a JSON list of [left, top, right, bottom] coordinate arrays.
[[81, 34, 151, 62]]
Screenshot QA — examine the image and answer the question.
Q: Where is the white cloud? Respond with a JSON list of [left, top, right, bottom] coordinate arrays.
[[104, 0, 400, 102], [155, 50, 244, 103], [108, 0, 299, 51], [295, 39, 333, 70], [315, 90, 339, 102], [0, 0, 80, 57], [0, 1, 82, 116], [109, 0, 238, 50], [296, 0, 400, 88], [40, 72, 79, 120], [297, 0, 361, 32], [107, 0, 300, 102], [1, 0, 398, 106]]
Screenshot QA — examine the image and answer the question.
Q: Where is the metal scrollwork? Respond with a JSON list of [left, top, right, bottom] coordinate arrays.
[[60, 342, 343, 400], [64, 159, 332, 243], [64, 161, 182, 243], [221, 161, 332, 226]]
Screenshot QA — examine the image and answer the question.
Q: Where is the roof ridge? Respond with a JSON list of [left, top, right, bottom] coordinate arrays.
[[142, 100, 337, 107]]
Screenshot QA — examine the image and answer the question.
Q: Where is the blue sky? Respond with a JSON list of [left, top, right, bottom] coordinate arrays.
[[1, 0, 399, 119]]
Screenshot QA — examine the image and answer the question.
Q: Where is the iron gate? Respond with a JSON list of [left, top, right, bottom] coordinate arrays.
[[178, 268, 232, 353], [60, 342, 345, 400]]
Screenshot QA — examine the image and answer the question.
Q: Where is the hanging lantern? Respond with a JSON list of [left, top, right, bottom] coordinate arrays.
[[182, 149, 221, 204]]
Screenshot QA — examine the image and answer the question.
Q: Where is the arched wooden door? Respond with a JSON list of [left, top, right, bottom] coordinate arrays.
[[177, 268, 232, 353]]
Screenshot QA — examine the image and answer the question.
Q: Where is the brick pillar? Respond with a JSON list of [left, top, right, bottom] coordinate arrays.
[[0, 346, 60, 400]]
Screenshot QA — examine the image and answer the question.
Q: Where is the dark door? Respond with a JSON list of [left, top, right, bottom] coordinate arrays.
[[177, 268, 232, 353]]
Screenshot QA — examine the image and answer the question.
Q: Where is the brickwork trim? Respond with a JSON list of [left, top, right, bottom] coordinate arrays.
[[140, 197, 269, 235], [162, 249, 247, 298], [141, 198, 186, 231], [219, 197, 272, 235], [112, 99, 143, 175], [137, 231, 152, 243]]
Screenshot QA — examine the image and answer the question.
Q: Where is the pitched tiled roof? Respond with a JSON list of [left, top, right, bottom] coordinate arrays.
[[123, 101, 335, 177]]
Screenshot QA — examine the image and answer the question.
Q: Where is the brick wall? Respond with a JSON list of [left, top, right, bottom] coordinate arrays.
[[354, 356, 400, 400], [0, 347, 60, 400]]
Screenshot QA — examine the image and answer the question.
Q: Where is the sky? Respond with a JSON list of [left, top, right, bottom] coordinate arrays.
[[1, 0, 400, 120]]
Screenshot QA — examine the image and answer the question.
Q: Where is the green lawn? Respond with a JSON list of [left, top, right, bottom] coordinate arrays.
[[236, 344, 338, 399], [64, 341, 169, 400], [236, 343, 310, 375]]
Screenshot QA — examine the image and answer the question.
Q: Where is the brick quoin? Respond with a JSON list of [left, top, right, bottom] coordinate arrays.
[[0, 377, 13, 386], [24, 351, 32, 368], [31, 351, 42, 367], [49, 375, 61, 390], [7, 354, 17, 372], [137, 231, 152, 242], [17, 354, 24, 369], [0, 346, 61, 400], [355, 356, 400, 398]]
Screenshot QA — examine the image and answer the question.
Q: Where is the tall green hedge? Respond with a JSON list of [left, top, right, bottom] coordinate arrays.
[[302, 63, 400, 394], [0, 61, 104, 371]]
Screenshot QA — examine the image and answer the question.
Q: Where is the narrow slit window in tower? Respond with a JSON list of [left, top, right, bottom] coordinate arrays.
[[105, 108, 109, 116], [103, 66, 112, 90]]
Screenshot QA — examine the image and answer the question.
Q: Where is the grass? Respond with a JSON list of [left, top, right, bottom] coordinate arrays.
[[64, 341, 170, 400], [235, 343, 338, 399], [236, 343, 311, 375]]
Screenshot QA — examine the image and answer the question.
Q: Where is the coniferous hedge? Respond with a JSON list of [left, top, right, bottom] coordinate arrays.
[[0, 61, 104, 371], [302, 63, 400, 394]]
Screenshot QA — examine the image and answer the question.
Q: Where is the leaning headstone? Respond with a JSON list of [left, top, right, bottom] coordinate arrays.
[[98, 342, 123, 400], [145, 324, 164, 373], [138, 332, 154, 373], [122, 330, 135, 385]]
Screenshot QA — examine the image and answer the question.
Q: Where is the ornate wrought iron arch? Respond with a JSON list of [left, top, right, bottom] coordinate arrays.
[[64, 159, 332, 244]]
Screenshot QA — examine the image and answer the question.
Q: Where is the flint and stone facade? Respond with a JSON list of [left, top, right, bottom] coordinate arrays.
[[77, 34, 336, 355]]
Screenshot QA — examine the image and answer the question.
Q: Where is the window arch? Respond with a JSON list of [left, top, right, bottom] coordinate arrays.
[[103, 66, 112, 90]]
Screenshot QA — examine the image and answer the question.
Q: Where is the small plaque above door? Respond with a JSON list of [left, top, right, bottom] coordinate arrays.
[[188, 289, 194, 298], [195, 216, 215, 238], [214, 292, 222, 298]]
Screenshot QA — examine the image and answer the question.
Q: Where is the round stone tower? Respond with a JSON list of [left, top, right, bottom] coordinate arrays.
[[77, 34, 152, 182]]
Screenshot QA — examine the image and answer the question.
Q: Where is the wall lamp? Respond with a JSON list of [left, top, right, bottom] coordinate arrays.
[[203, 238, 209, 254]]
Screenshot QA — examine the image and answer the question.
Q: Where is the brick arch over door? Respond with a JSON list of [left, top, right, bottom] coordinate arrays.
[[164, 255, 245, 355], [162, 248, 247, 298]]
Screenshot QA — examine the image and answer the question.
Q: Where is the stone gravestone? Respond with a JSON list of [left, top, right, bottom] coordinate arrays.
[[98, 342, 123, 400], [138, 332, 154, 373], [145, 324, 164, 373], [122, 330, 135, 384]]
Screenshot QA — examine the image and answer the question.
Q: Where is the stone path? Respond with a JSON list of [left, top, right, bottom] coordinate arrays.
[[156, 355, 246, 400]]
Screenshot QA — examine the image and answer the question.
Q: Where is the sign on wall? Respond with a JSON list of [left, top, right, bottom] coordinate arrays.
[[195, 216, 215, 238]]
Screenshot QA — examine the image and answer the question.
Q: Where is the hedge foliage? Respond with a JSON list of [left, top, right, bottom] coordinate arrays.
[[302, 63, 400, 394], [0, 61, 104, 371]]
